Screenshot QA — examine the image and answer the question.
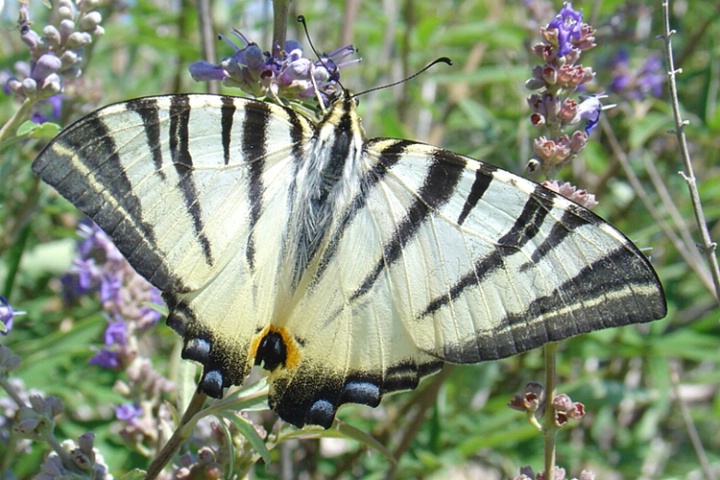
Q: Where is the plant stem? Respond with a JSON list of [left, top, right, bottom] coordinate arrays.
[[543, 342, 558, 480], [272, 0, 291, 57], [661, 0, 720, 305], [196, 0, 218, 95], [144, 390, 207, 480], [0, 98, 35, 147]]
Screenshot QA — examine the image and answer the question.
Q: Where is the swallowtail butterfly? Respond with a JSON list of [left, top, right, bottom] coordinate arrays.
[[32, 93, 666, 428]]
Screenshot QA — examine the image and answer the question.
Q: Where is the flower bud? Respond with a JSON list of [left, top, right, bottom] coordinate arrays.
[[14, 417, 41, 435], [47, 396, 65, 417], [33, 54, 62, 80], [67, 31, 92, 49], [525, 78, 545, 90], [40, 457, 64, 476], [22, 77, 37, 95], [60, 50, 80, 68], [43, 25, 62, 47], [5, 78, 23, 95], [526, 158, 540, 173], [0, 345, 21, 372], [59, 19, 75, 40], [58, 1, 75, 19], [189, 61, 228, 82], [21, 28, 41, 50], [542, 65, 557, 85], [40, 74, 62, 95], [71, 449, 92, 470], [62, 66, 82, 79], [79, 11, 102, 31]]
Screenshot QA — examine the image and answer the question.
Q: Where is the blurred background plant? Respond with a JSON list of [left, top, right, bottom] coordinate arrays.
[[1, 0, 719, 478]]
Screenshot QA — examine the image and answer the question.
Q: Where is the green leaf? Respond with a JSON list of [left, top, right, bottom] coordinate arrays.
[[283, 421, 396, 463], [16, 120, 61, 139], [218, 411, 272, 464]]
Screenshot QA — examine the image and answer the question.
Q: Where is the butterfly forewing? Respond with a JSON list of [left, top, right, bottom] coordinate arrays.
[[33, 93, 666, 429]]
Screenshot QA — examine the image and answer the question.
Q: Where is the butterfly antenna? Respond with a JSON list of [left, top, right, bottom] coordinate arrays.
[[351, 57, 453, 99], [297, 16, 322, 62], [296, 15, 354, 110]]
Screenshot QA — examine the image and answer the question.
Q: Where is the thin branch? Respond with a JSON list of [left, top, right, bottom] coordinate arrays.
[[0, 98, 35, 146], [196, 0, 218, 95], [272, 0, 291, 57], [145, 390, 208, 480], [661, 0, 720, 304], [669, 362, 717, 480], [543, 343, 558, 480], [642, 155, 712, 286], [599, 116, 715, 294]]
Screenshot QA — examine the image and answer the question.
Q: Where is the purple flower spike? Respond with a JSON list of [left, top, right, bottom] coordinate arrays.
[[547, 3, 583, 58]]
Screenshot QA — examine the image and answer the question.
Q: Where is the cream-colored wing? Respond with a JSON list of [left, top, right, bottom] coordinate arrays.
[[264, 137, 665, 428], [33, 94, 316, 390]]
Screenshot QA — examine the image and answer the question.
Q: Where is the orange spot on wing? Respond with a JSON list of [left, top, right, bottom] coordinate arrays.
[[249, 325, 302, 370]]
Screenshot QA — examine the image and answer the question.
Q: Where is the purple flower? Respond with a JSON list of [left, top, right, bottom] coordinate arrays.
[[0, 297, 17, 335], [99, 272, 122, 304], [189, 29, 358, 105], [104, 320, 127, 347], [115, 403, 143, 425], [547, 3, 583, 57], [89, 348, 120, 369], [77, 221, 123, 263], [610, 49, 665, 100], [637, 56, 664, 98], [30, 94, 63, 124], [577, 96, 602, 134]]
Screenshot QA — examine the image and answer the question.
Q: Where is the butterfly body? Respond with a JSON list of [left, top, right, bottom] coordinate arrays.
[[33, 94, 666, 428]]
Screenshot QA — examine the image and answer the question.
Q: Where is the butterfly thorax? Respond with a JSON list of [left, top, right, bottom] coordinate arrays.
[[284, 98, 366, 290]]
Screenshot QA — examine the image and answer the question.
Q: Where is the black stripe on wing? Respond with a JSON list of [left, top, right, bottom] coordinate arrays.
[[312, 138, 415, 286], [519, 202, 599, 272], [241, 101, 271, 271], [31, 107, 186, 292], [457, 163, 498, 226], [167, 95, 214, 267], [220, 96, 236, 165], [420, 184, 555, 317], [126, 97, 165, 181], [441, 246, 666, 363], [350, 146, 466, 301]]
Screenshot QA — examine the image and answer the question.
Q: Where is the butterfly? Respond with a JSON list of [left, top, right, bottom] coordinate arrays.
[[32, 93, 666, 428]]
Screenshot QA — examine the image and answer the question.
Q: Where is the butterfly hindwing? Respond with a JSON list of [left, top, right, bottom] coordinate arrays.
[[33, 94, 666, 429], [267, 125, 665, 427]]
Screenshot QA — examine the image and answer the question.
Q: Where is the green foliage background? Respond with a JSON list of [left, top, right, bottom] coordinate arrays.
[[1, 0, 719, 478]]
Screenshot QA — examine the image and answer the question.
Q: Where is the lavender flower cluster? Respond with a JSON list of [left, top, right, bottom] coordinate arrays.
[[64, 221, 163, 370], [2, 0, 104, 123], [60, 222, 176, 442], [189, 29, 358, 109], [525, 3, 600, 183]]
